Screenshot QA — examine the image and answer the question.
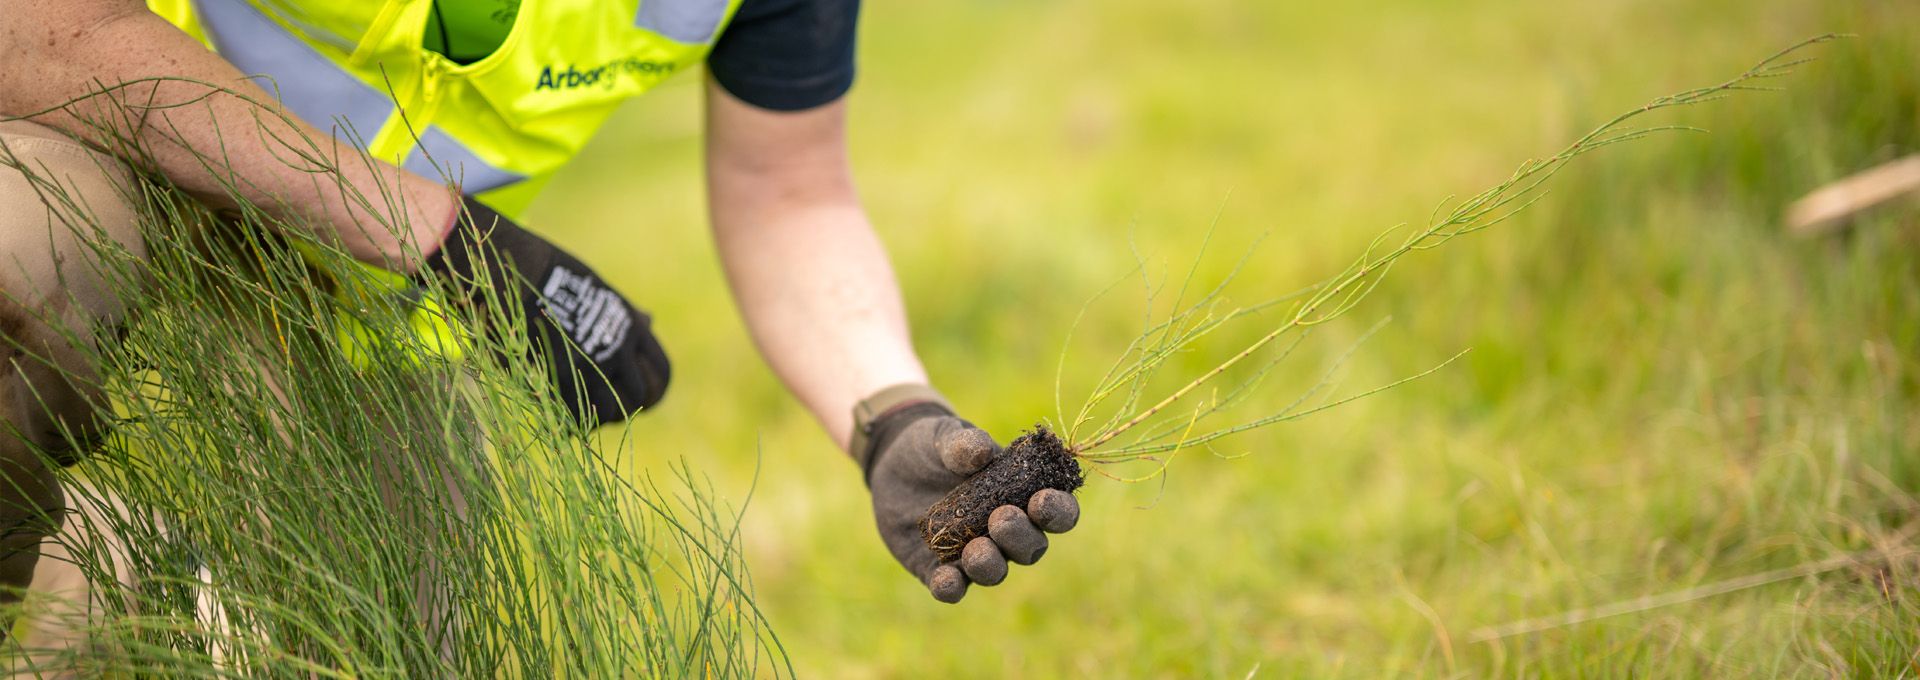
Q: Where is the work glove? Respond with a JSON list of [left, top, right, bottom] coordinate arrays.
[[852, 384, 1081, 603], [423, 196, 670, 426]]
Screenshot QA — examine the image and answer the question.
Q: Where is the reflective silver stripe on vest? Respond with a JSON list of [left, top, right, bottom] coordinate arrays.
[[634, 0, 727, 44], [192, 0, 394, 143], [402, 127, 527, 193], [193, 0, 527, 192]]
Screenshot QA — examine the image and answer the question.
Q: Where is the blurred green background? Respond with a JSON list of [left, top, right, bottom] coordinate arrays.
[[532, 0, 1917, 676]]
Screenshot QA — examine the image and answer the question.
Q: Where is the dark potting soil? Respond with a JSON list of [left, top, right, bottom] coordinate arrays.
[[919, 425, 1084, 562]]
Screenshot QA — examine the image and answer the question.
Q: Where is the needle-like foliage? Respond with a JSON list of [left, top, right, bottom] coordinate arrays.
[[1060, 36, 1840, 479]]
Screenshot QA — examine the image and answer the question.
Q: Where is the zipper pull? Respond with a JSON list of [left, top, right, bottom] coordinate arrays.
[[420, 53, 448, 105]]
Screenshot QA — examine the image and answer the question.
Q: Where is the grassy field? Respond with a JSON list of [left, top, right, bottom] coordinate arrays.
[[530, 0, 1918, 676]]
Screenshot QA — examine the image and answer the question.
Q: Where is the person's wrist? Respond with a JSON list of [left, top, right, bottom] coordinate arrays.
[[422, 195, 483, 279], [417, 190, 463, 267], [420, 195, 535, 295], [376, 181, 461, 275], [849, 383, 952, 479]]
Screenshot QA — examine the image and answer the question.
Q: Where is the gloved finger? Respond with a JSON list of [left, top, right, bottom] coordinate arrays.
[[928, 563, 969, 603], [960, 536, 1008, 586], [987, 505, 1048, 565], [1027, 489, 1080, 533], [935, 425, 999, 476]]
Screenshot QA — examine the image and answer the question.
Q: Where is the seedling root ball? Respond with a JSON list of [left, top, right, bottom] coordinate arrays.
[[919, 426, 1083, 562]]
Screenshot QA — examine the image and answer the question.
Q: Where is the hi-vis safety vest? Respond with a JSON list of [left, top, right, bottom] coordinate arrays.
[[143, 0, 741, 366], [147, 0, 744, 216]]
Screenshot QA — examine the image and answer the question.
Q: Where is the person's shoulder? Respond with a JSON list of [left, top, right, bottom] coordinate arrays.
[[726, 0, 860, 27], [708, 0, 861, 112]]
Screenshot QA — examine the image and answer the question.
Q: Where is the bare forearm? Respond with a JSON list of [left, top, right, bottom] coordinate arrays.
[[705, 83, 927, 449], [712, 198, 928, 449], [0, 2, 452, 269]]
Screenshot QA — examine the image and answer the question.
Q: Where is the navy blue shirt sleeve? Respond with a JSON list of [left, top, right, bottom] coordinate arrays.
[[706, 0, 860, 111]]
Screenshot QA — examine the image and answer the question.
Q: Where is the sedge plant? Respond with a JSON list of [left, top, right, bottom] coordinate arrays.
[[0, 78, 787, 676]]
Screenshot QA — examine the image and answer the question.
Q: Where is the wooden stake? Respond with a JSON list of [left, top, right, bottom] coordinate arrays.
[[1786, 154, 1920, 236]]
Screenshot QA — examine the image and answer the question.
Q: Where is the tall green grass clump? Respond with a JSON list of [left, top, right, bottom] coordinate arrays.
[[1, 82, 786, 676]]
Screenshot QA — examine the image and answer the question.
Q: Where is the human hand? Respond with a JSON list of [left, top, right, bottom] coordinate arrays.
[[853, 385, 1081, 602], [424, 197, 670, 426]]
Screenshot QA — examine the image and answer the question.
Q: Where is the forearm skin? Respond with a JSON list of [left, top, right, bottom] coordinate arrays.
[[704, 78, 928, 451], [0, 0, 455, 269]]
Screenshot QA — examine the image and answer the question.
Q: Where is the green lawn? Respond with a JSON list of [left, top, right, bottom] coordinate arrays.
[[530, 0, 1918, 675]]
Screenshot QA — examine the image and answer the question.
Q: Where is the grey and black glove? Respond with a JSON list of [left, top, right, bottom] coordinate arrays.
[[424, 196, 670, 426], [852, 384, 1080, 603]]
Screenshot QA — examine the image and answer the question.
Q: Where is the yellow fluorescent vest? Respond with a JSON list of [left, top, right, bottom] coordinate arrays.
[[144, 0, 741, 365], [148, 0, 743, 216]]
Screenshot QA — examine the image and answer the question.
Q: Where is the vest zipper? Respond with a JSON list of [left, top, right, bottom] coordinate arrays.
[[420, 55, 443, 108], [416, 53, 452, 130]]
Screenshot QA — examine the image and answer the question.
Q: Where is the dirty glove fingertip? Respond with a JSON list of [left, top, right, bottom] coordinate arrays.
[[987, 505, 1048, 565], [928, 563, 969, 603], [936, 426, 998, 476], [1027, 488, 1080, 533], [960, 536, 1008, 586]]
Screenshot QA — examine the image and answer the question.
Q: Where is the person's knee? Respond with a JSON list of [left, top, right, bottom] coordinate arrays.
[[0, 121, 146, 463], [0, 119, 148, 320]]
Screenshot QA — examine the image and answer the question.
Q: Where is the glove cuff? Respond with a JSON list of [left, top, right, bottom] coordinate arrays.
[[423, 195, 545, 293], [423, 195, 489, 281], [850, 383, 953, 474]]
